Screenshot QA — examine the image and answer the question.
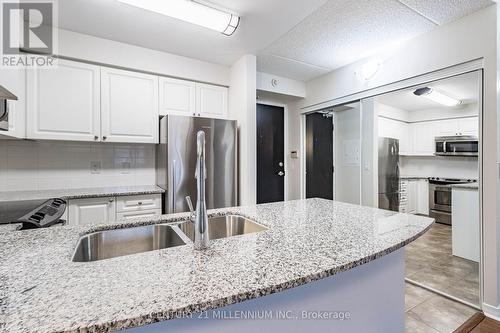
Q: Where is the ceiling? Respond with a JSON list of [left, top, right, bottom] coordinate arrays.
[[58, 0, 494, 82], [377, 71, 479, 111]]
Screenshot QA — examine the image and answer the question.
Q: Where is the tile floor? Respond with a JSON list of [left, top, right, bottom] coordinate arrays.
[[405, 283, 477, 332], [405, 223, 479, 306]]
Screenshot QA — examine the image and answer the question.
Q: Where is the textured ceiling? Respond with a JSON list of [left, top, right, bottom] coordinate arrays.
[[57, 0, 495, 83], [57, 0, 327, 66], [258, 0, 494, 81], [398, 0, 494, 25], [377, 71, 479, 111]]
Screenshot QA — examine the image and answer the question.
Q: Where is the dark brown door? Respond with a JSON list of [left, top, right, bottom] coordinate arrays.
[[306, 113, 333, 199], [257, 104, 285, 204]]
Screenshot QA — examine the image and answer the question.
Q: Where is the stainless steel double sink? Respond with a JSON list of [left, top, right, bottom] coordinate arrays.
[[72, 215, 268, 262]]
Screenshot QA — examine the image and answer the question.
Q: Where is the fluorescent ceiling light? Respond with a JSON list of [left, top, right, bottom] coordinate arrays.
[[413, 87, 462, 107], [117, 0, 239, 36]]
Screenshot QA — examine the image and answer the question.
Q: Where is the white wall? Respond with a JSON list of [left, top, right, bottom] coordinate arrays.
[[257, 72, 306, 98], [335, 105, 361, 205], [287, 5, 499, 313], [408, 103, 478, 122], [0, 140, 155, 191], [400, 156, 478, 179], [58, 29, 230, 86], [229, 55, 257, 206]]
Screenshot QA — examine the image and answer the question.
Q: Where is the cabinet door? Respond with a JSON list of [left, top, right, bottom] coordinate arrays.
[[101, 67, 159, 143], [413, 122, 436, 155], [68, 197, 116, 226], [0, 62, 26, 138], [196, 83, 228, 119], [458, 117, 479, 136], [436, 119, 459, 136], [26, 59, 101, 141], [416, 179, 429, 215], [407, 180, 418, 214], [159, 77, 195, 116]]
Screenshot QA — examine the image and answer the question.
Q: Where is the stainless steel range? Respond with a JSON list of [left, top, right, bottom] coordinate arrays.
[[428, 177, 477, 225]]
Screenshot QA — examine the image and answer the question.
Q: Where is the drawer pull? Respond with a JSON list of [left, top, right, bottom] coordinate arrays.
[[138, 202, 143, 205]]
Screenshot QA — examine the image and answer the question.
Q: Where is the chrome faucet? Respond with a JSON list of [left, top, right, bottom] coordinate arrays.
[[185, 131, 210, 250]]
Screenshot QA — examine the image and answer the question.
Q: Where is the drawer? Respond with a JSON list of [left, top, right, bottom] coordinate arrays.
[[116, 194, 162, 212], [116, 209, 161, 221]]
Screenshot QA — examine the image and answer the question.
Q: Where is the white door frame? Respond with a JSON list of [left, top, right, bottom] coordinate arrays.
[[256, 101, 289, 201]]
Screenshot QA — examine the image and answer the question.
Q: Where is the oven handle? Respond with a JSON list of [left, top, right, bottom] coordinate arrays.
[[430, 209, 451, 216]]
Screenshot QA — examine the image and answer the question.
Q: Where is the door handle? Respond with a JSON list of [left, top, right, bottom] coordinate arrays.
[[278, 171, 285, 176]]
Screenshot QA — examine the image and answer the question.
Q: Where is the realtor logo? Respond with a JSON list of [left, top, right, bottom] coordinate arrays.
[[1, 0, 57, 68]]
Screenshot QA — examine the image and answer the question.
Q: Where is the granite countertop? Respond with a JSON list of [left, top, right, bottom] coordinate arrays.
[[0, 185, 165, 203], [451, 183, 479, 190], [0, 198, 433, 333]]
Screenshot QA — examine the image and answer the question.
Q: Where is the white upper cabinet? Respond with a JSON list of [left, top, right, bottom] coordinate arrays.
[[101, 67, 159, 144], [436, 119, 459, 136], [412, 122, 437, 155], [159, 77, 195, 116], [435, 117, 478, 137], [0, 63, 26, 139], [196, 83, 228, 119], [27, 59, 101, 141], [378, 117, 412, 155], [458, 117, 479, 136], [159, 78, 228, 119]]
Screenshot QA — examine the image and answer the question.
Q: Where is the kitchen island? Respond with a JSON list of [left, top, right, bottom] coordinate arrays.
[[0, 198, 433, 333]]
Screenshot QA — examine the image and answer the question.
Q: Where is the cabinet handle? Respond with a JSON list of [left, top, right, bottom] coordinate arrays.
[[138, 202, 143, 205], [109, 199, 114, 203], [94, 135, 99, 140], [103, 136, 107, 141]]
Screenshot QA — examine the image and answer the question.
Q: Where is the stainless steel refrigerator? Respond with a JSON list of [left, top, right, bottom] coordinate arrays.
[[156, 115, 237, 214], [378, 137, 400, 212]]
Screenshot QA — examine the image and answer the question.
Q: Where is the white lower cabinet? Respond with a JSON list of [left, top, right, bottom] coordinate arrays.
[[68, 197, 116, 226], [452, 188, 479, 262], [399, 179, 429, 215], [67, 194, 162, 225]]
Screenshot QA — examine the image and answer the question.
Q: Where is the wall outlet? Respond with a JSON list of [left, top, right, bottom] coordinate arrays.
[[90, 161, 102, 174]]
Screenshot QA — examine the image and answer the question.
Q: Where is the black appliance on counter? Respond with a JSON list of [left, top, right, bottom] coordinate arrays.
[[428, 177, 477, 225], [0, 198, 67, 230]]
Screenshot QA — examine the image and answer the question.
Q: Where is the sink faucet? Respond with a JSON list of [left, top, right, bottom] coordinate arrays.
[[185, 131, 210, 250]]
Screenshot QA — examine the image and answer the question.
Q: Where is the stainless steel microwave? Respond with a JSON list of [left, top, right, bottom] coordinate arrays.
[[0, 85, 18, 131], [435, 136, 478, 157]]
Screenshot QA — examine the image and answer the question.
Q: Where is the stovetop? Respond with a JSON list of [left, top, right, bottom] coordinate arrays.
[[428, 177, 478, 185]]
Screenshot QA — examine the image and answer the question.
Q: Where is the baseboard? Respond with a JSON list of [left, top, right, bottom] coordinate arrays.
[[482, 302, 500, 321]]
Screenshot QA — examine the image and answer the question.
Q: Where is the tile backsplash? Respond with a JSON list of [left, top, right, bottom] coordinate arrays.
[[0, 140, 156, 191]]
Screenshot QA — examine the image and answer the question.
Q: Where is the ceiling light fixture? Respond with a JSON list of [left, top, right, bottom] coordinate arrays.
[[117, 0, 240, 36], [413, 87, 462, 107]]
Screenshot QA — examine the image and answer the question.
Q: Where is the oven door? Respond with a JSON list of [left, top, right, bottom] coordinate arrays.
[[429, 209, 452, 225], [433, 186, 452, 212]]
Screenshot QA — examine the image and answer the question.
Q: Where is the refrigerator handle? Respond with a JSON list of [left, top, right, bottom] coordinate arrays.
[[172, 159, 176, 213]]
